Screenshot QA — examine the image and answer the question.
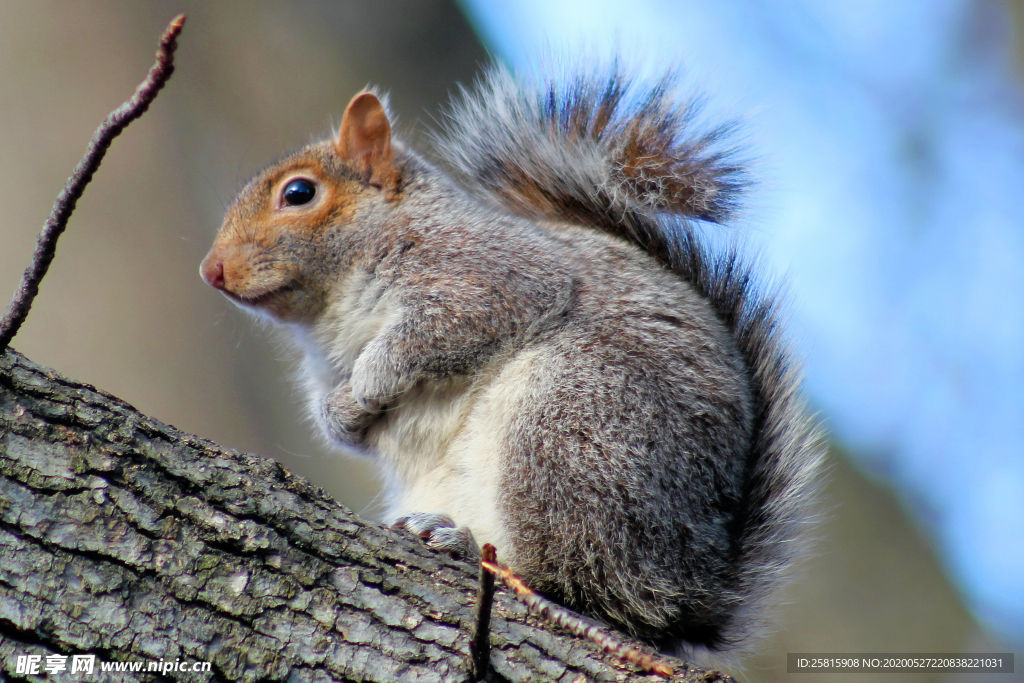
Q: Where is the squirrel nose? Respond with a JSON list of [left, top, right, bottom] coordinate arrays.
[[201, 256, 226, 290]]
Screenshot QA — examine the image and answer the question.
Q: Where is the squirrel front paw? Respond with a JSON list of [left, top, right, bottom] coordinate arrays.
[[392, 513, 480, 559], [319, 382, 381, 446], [349, 337, 415, 412]]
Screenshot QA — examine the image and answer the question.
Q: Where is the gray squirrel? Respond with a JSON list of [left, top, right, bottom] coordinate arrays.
[[200, 62, 824, 659]]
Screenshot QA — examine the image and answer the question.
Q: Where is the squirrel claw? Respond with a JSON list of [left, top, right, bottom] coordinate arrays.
[[357, 395, 383, 413], [393, 513, 480, 559]]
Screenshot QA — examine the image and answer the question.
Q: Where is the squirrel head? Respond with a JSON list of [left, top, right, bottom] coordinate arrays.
[[200, 91, 401, 323]]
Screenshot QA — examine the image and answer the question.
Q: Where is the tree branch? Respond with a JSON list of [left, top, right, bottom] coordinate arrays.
[[0, 14, 185, 351], [0, 348, 735, 682]]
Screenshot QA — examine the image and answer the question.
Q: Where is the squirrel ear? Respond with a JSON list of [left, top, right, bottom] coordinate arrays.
[[336, 92, 396, 189]]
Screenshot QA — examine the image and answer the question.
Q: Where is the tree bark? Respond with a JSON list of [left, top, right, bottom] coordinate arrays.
[[0, 348, 734, 683]]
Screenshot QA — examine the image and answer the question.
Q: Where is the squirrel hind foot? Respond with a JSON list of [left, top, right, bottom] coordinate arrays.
[[392, 513, 480, 559]]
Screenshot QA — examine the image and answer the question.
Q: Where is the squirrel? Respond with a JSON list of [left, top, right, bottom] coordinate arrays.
[[200, 63, 824, 660]]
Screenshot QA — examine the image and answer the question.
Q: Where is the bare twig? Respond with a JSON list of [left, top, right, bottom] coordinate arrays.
[[481, 553, 676, 678], [471, 543, 497, 681], [0, 14, 186, 351]]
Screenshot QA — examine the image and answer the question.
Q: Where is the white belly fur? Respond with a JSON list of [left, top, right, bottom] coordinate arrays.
[[370, 345, 549, 565]]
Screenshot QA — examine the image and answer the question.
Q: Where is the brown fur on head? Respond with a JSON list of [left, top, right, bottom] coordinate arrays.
[[200, 92, 401, 322]]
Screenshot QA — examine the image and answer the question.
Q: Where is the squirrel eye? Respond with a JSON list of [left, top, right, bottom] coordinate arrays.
[[282, 179, 316, 206]]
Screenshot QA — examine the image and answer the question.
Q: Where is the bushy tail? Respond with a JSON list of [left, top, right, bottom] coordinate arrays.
[[436, 63, 745, 264], [439, 63, 825, 654]]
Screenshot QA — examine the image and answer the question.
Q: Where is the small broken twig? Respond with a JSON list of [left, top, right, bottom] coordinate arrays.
[[471, 543, 497, 681], [0, 14, 186, 351], [480, 552, 675, 678]]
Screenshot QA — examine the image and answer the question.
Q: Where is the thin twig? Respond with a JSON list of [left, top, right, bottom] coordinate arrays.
[[471, 543, 497, 681], [0, 14, 186, 351], [481, 554, 676, 678]]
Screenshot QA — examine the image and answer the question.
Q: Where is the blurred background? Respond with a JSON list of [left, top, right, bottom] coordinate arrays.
[[0, 2, 1020, 681]]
